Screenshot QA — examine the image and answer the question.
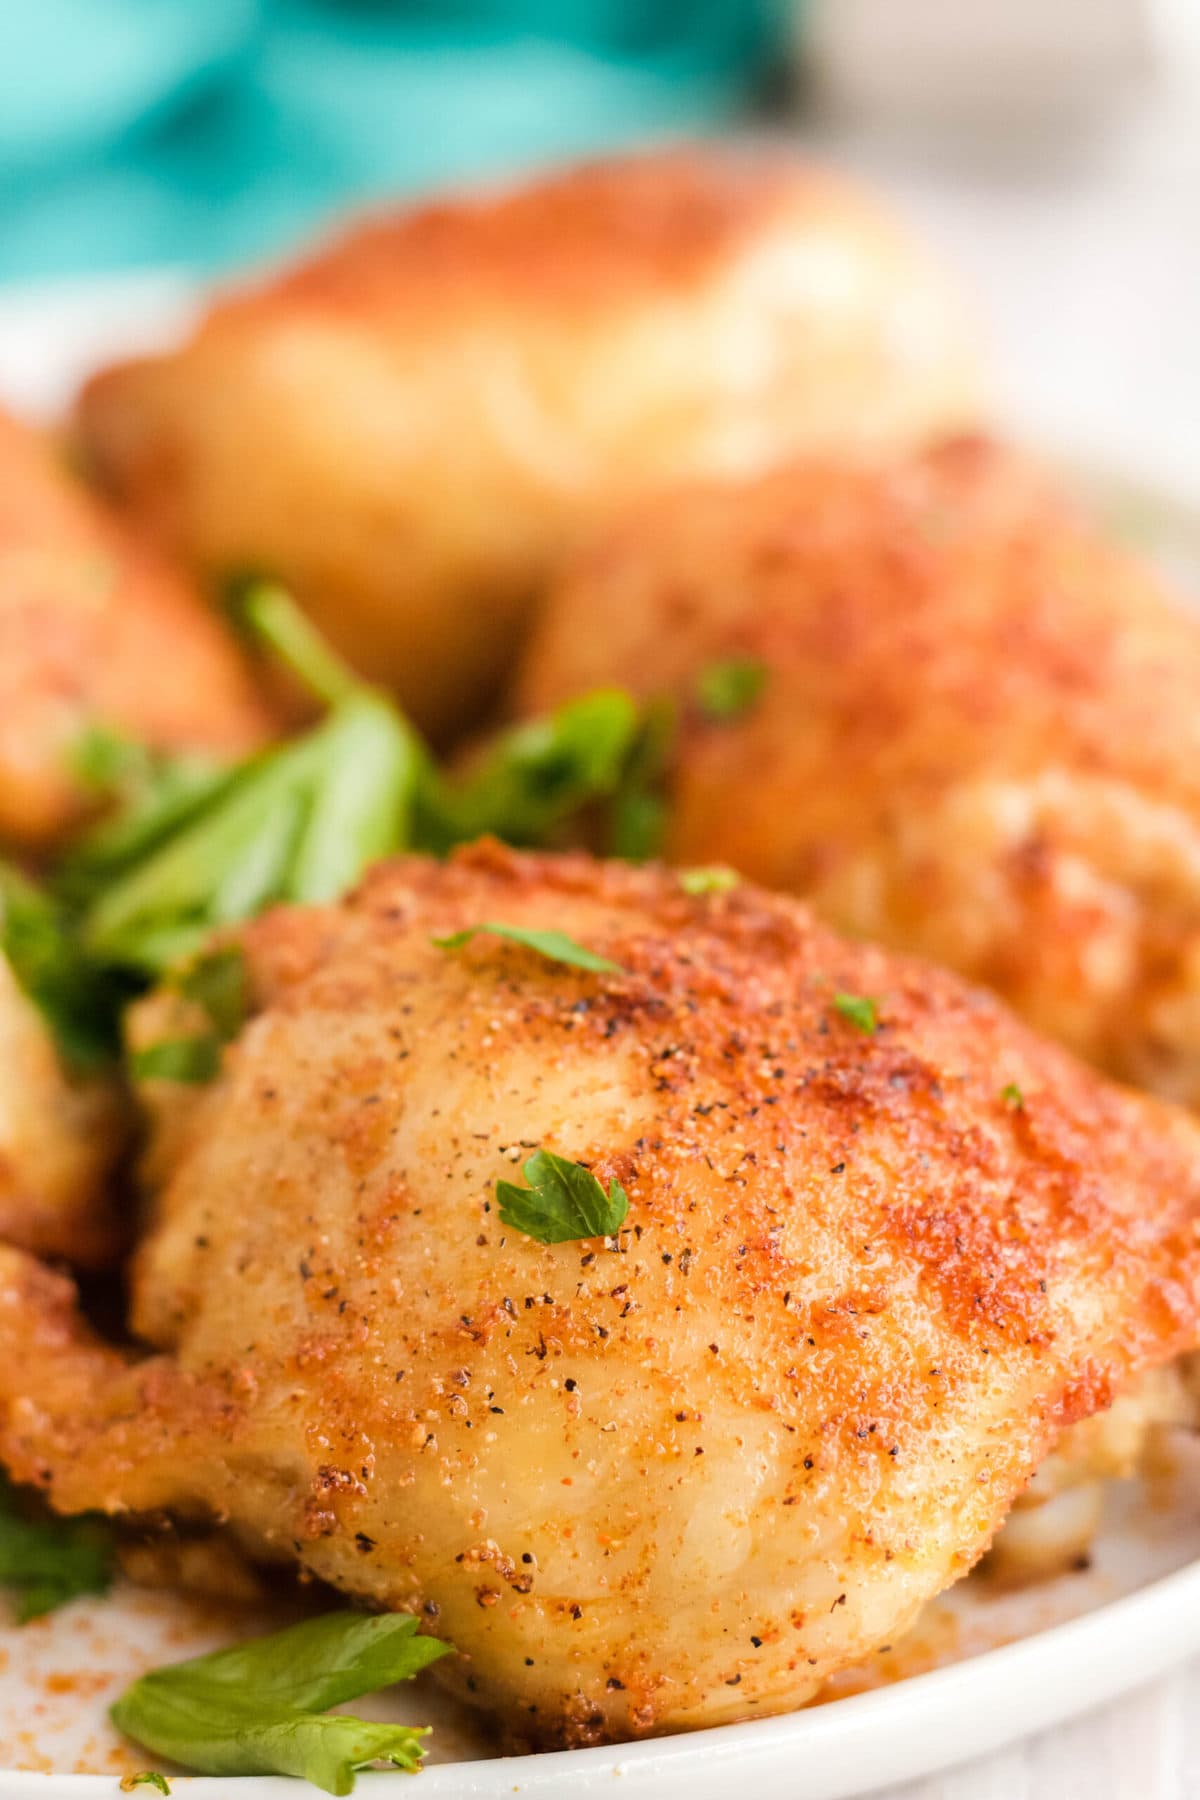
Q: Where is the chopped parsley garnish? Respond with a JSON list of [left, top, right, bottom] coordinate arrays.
[[4, 592, 674, 1073], [70, 725, 222, 824], [71, 724, 156, 795], [237, 579, 358, 707], [175, 944, 248, 1043], [679, 865, 739, 896], [120, 1776, 171, 1795], [68, 599, 658, 979], [1001, 1082, 1025, 1110], [695, 656, 766, 722], [111, 1609, 451, 1795], [419, 688, 642, 852], [432, 923, 622, 975], [0, 861, 124, 1074], [129, 1036, 222, 1085], [496, 1148, 629, 1245], [606, 695, 677, 862], [0, 1477, 114, 1622], [78, 688, 424, 975], [832, 992, 878, 1035]]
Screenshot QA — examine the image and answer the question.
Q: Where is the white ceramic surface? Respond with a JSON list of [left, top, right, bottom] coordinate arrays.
[[1, 276, 1199, 1800]]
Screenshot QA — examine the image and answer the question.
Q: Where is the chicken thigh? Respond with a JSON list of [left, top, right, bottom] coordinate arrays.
[[3, 844, 1200, 1742], [516, 436, 1200, 1106], [76, 147, 979, 741]]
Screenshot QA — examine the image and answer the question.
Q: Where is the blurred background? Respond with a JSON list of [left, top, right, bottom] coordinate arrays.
[[0, 0, 1197, 485]]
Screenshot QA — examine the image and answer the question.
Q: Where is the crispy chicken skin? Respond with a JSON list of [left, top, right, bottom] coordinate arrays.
[[3, 844, 1200, 1743], [0, 406, 275, 851], [517, 436, 1200, 1106], [76, 147, 979, 742], [0, 956, 124, 1266]]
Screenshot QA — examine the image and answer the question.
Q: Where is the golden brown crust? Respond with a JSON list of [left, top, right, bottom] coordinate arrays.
[[3, 845, 1200, 1741], [77, 147, 979, 742], [0, 407, 276, 851], [517, 436, 1200, 1102]]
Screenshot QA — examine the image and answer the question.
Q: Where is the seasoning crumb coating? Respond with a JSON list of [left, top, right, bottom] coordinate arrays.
[[517, 435, 1200, 1106], [76, 146, 979, 742], [4, 843, 1200, 1744], [0, 406, 275, 852]]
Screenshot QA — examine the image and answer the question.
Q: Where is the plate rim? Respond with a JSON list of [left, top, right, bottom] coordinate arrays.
[[7, 1554, 1200, 1798]]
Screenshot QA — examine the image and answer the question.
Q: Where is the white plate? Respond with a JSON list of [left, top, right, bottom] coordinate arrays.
[[1, 275, 1199, 1800]]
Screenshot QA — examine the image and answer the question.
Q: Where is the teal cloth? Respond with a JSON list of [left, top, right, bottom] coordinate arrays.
[[0, 1, 782, 280]]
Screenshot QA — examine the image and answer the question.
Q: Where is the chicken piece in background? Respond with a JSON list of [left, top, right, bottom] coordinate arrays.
[[5, 844, 1200, 1744], [76, 146, 980, 745], [0, 406, 276, 854], [515, 435, 1200, 1106]]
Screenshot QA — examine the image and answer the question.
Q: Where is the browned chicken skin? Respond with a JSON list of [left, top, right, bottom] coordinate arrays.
[[517, 436, 1200, 1106], [3, 844, 1200, 1743], [0, 406, 275, 854], [76, 147, 978, 741]]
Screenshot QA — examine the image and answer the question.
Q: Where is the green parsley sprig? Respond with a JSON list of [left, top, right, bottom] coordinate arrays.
[[111, 1610, 451, 1795], [66, 594, 671, 982], [496, 1148, 629, 1245], [0, 1476, 114, 1622], [8, 590, 675, 1081], [418, 687, 645, 853], [433, 923, 622, 975], [694, 656, 766, 723], [832, 992, 879, 1035], [678, 865, 739, 896], [0, 861, 125, 1073]]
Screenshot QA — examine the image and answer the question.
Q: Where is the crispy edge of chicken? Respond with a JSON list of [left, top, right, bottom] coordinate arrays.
[[1, 845, 1200, 1742]]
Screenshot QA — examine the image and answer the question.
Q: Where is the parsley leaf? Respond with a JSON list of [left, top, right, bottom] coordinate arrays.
[[420, 689, 641, 852], [832, 992, 879, 1035], [71, 724, 156, 795], [111, 1610, 452, 1795], [79, 692, 424, 975], [46, 594, 670, 1060], [0, 1477, 114, 1622], [0, 862, 124, 1073], [695, 656, 766, 722], [496, 1148, 629, 1245], [129, 1036, 222, 1084], [679, 865, 739, 896], [62, 588, 426, 976], [70, 725, 222, 821], [236, 580, 358, 707], [606, 695, 677, 862], [174, 945, 247, 1043], [432, 923, 623, 975], [1001, 1082, 1025, 1110]]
